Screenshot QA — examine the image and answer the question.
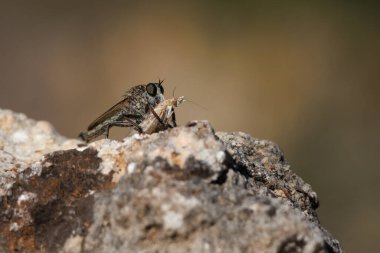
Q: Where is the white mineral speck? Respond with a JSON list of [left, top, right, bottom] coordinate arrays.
[[175, 194, 200, 209], [9, 222, 20, 231], [99, 159, 115, 175], [216, 151, 225, 163], [152, 187, 161, 197], [17, 192, 36, 205], [127, 163, 136, 174], [62, 235, 83, 253], [204, 242, 211, 250], [163, 211, 183, 230], [11, 130, 29, 143]]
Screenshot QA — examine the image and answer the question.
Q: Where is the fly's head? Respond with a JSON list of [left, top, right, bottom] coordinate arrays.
[[124, 81, 165, 115], [145, 80, 165, 106]]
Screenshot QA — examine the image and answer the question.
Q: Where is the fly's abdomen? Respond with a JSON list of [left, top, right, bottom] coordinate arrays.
[[80, 112, 124, 142]]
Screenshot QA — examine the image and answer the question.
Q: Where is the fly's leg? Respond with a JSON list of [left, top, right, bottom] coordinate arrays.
[[106, 119, 143, 134], [105, 125, 111, 138], [102, 112, 145, 138], [125, 118, 144, 133], [165, 109, 177, 129], [171, 110, 177, 127], [78, 131, 89, 142], [148, 105, 166, 127]]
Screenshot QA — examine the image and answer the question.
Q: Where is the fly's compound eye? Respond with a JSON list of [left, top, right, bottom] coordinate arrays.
[[146, 83, 157, 96]]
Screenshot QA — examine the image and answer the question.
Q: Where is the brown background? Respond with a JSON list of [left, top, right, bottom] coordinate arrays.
[[1, 1, 379, 252]]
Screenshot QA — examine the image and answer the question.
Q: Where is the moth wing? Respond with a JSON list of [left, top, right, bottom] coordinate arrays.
[[87, 99, 128, 130]]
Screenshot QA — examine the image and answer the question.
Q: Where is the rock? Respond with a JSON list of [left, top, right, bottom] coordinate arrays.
[[216, 132, 319, 218], [0, 109, 342, 253]]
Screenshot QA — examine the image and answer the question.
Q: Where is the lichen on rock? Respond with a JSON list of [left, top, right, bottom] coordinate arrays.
[[0, 108, 342, 253]]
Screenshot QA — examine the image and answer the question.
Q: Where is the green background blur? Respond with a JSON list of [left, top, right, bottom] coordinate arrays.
[[1, 1, 379, 252]]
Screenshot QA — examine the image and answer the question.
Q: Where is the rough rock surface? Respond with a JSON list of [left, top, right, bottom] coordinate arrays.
[[0, 109, 342, 253]]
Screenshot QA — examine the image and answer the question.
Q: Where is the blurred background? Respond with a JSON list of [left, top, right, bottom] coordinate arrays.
[[1, 1, 379, 251]]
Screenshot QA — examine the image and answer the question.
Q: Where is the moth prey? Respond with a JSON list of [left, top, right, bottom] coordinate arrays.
[[137, 96, 185, 135]]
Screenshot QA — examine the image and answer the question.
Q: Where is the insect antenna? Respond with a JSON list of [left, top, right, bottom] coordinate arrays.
[[158, 78, 165, 85], [171, 87, 207, 111], [186, 98, 208, 111]]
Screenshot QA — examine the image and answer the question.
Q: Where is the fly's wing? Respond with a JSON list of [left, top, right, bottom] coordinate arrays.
[[87, 99, 128, 130]]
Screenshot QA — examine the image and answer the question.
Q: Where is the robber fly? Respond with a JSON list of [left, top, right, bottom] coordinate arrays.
[[79, 81, 165, 142]]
